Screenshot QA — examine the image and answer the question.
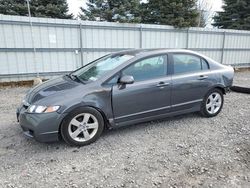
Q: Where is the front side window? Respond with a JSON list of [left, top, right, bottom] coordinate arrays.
[[173, 54, 209, 74], [122, 55, 167, 82], [73, 54, 134, 82]]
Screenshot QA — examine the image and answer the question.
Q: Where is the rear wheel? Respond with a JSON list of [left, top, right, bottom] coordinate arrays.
[[61, 107, 104, 146], [200, 89, 224, 117]]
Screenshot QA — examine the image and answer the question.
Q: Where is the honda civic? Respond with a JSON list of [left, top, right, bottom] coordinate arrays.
[[17, 49, 234, 146]]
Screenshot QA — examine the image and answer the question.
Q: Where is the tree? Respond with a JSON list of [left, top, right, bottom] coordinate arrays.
[[79, 0, 141, 23], [141, 0, 199, 28], [0, 0, 73, 19], [0, 0, 28, 16], [213, 0, 250, 30]]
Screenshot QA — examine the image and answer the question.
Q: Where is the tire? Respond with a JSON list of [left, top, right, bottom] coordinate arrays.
[[200, 88, 224, 117], [231, 86, 250, 94], [61, 107, 104, 146]]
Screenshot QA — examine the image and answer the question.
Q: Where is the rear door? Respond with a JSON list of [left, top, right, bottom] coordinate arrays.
[[170, 53, 213, 111], [112, 54, 171, 124]]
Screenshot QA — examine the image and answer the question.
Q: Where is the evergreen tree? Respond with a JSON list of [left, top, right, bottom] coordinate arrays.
[[0, 0, 28, 16], [213, 0, 250, 30], [0, 0, 73, 19], [79, 0, 141, 23], [141, 0, 199, 28]]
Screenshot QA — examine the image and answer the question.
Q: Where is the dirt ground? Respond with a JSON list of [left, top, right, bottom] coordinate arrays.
[[0, 72, 249, 188]]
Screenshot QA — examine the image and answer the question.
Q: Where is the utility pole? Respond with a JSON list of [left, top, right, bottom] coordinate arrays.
[[198, 9, 202, 27], [26, 0, 39, 78]]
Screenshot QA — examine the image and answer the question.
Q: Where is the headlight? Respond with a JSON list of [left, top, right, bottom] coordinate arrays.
[[28, 105, 60, 113]]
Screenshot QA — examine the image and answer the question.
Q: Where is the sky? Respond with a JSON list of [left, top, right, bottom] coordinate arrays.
[[67, 0, 86, 17], [67, 0, 223, 18], [207, 0, 223, 11]]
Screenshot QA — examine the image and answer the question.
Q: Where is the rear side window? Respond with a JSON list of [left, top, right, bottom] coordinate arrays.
[[201, 58, 209, 70], [173, 54, 209, 74]]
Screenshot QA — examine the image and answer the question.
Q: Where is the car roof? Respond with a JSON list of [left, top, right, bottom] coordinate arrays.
[[111, 48, 200, 57]]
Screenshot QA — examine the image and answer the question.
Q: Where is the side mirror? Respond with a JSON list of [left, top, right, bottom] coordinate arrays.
[[119, 75, 134, 84]]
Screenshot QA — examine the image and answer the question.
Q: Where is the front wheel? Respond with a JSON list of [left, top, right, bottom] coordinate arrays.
[[200, 89, 224, 117], [61, 107, 104, 146]]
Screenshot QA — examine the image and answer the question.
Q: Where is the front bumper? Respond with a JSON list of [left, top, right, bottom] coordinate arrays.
[[17, 105, 65, 142]]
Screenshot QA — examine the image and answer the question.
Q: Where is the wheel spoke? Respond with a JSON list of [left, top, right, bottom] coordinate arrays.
[[83, 130, 90, 140], [214, 94, 220, 101], [215, 101, 221, 107], [206, 102, 212, 108], [211, 105, 215, 113], [87, 122, 98, 129], [83, 114, 90, 123], [71, 118, 81, 127], [209, 95, 213, 101], [71, 128, 82, 138]]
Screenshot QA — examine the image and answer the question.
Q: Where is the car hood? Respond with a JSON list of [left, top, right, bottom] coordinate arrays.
[[26, 76, 80, 104]]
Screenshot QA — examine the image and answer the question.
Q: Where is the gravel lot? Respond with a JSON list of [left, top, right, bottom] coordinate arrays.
[[0, 72, 250, 188]]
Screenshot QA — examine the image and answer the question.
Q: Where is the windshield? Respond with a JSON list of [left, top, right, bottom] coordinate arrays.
[[72, 54, 134, 82]]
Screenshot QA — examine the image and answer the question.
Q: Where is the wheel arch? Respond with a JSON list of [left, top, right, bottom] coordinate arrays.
[[213, 85, 226, 95], [87, 105, 111, 129]]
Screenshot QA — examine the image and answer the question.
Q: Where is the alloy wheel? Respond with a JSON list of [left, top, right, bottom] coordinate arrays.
[[206, 92, 222, 115], [68, 113, 99, 142]]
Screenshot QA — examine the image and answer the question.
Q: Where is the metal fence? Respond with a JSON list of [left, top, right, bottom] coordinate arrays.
[[0, 14, 250, 82]]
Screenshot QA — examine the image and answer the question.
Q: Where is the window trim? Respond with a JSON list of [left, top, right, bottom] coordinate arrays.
[[200, 57, 210, 70], [169, 52, 210, 75]]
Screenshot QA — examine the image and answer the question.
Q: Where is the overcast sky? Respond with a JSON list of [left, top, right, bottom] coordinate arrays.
[[206, 0, 223, 11], [67, 0, 223, 18], [67, 0, 86, 16]]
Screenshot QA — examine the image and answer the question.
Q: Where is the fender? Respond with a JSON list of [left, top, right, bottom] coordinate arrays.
[[59, 87, 115, 128]]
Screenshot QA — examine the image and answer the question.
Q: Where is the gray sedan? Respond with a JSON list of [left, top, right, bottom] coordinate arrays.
[[17, 49, 234, 146]]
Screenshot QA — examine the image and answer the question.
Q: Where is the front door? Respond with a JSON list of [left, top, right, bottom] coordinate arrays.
[[112, 55, 171, 124]]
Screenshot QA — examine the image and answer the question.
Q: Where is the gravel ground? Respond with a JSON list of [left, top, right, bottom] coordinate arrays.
[[233, 71, 250, 87], [0, 72, 250, 188]]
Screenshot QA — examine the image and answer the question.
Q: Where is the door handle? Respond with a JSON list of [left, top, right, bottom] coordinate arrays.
[[156, 82, 170, 87], [197, 75, 208, 80]]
